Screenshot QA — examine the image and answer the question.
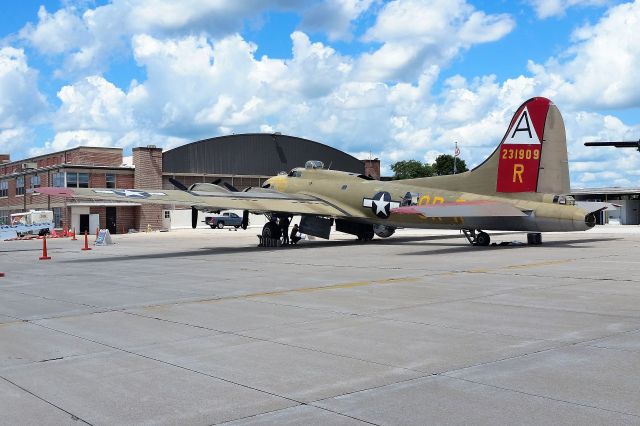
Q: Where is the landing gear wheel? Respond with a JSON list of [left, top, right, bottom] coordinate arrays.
[[527, 233, 542, 245], [234, 225, 240, 229], [262, 221, 279, 239], [217, 222, 224, 229], [357, 229, 374, 242], [476, 232, 490, 246]]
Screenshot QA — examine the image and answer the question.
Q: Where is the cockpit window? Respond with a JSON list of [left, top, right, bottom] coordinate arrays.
[[305, 160, 324, 169], [288, 170, 302, 177]]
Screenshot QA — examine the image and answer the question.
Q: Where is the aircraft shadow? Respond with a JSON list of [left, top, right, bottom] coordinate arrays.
[[399, 236, 621, 256], [59, 235, 449, 263], [60, 234, 620, 263]]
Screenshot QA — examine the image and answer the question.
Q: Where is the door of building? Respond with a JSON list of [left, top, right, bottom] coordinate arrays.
[[162, 210, 171, 230], [106, 207, 117, 234], [79, 214, 89, 234]]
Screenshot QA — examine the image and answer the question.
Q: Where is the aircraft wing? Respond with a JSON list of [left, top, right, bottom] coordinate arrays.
[[37, 187, 356, 217], [392, 201, 528, 218]]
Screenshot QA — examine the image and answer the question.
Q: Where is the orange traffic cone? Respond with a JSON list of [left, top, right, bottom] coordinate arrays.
[[39, 236, 51, 260], [71, 227, 77, 241], [82, 230, 92, 251]]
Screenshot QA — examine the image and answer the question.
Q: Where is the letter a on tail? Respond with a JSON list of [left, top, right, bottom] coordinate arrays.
[[497, 97, 550, 192]]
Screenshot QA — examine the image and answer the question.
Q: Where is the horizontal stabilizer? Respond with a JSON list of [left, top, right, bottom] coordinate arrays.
[[575, 201, 619, 214], [392, 201, 527, 218]]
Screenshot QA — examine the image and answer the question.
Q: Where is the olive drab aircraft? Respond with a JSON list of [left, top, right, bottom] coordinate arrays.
[[38, 97, 610, 246]]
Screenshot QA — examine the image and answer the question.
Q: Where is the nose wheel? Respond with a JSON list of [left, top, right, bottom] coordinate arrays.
[[462, 229, 491, 246]]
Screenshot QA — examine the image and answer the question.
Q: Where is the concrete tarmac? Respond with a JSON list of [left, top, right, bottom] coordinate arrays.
[[1, 225, 640, 425]]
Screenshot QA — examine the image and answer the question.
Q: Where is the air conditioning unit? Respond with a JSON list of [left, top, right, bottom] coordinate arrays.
[[21, 162, 37, 170]]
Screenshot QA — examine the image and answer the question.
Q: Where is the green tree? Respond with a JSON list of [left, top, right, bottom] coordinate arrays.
[[432, 154, 468, 176], [390, 160, 433, 179]]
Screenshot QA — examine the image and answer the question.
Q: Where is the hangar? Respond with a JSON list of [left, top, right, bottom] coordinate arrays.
[[162, 133, 379, 190], [0, 133, 380, 232], [571, 187, 640, 225], [160, 133, 380, 229]]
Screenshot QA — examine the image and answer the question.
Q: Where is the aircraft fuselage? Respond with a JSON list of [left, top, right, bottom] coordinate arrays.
[[265, 168, 593, 232]]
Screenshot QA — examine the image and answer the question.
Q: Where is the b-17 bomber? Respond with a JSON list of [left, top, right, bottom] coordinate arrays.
[[39, 97, 610, 247]]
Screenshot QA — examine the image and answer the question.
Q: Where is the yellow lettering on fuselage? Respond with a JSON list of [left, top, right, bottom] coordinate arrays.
[[418, 195, 430, 205]]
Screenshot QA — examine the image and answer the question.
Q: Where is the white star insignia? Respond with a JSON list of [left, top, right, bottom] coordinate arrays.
[[372, 193, 390, 215]]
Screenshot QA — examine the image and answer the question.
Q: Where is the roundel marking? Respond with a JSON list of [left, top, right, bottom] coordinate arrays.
[[362, 191, 401, 219]]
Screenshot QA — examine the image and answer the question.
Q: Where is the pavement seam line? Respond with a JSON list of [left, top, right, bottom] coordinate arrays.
[[0, 375, 94, 425], [25, 321, 307, 407], [212, 403, 380, 426], [122, 310, 426, 374], [439, 374, 640, 419]]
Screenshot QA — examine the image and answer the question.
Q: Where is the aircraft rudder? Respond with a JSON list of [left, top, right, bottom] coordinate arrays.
[[495, 97, 550, 193]]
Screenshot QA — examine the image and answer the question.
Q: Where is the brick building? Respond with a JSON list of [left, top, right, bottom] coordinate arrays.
[[0, 146, 162, 234]]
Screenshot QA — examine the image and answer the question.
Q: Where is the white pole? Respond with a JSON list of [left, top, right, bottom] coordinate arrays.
[[453, 141, 458, 174]]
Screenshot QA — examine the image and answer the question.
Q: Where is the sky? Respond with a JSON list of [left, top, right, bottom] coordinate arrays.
[[0, 0, 639, 187]]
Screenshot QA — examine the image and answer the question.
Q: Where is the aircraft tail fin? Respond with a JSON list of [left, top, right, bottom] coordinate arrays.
[[405, 97, 570, 196]]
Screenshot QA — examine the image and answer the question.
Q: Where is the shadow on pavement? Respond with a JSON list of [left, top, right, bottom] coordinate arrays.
[[59, 233, 621, 263]]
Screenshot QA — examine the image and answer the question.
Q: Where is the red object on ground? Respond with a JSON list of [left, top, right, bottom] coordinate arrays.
[[39, 237, 51, 260], [71, 227, 77, 241], [63, 225, 68, 237], [0, 272, 5, 277], [82, 230, 92, 251]]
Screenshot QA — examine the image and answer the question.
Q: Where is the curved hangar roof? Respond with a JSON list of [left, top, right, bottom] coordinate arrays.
[[163, 133, 364, 176]]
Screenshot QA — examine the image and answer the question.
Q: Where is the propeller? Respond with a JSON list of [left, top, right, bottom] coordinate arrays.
[[191, 207, 198, 229], [211, 178, 239, 192], [169, 177, 189, 191], [584, 140, 640, 150]]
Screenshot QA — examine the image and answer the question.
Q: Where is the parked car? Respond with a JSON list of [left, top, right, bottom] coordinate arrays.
[[204, 212, 243, 229]]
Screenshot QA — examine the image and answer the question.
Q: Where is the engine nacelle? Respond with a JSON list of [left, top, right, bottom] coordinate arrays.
[[373, 224, 396, 238]]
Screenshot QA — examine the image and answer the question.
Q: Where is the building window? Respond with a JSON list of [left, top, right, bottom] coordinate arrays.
[[106, 173, 116, 188], [0, 181, 7, 198], [53, 207, 62, 228], [0, 210, 7, 225], [66, 172, 89, 188], [52, 172, 65, 187], [16, 176, 25, 196], [31, 175, 41, 189]]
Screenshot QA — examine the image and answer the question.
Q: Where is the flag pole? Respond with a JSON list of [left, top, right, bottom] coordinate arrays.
[[453, 141, 458, 174]]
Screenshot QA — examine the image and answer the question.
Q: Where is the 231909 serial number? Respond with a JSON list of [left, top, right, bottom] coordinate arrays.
[[501, 148, 540, 160]]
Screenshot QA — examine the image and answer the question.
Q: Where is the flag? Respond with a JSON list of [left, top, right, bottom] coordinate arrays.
[[454, 145, 460, 157]]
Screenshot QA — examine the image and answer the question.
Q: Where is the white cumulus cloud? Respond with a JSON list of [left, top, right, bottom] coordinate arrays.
[[529, 1, 640, 109], [528, 0, 609, 19], [357, 0, 515, 82]]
